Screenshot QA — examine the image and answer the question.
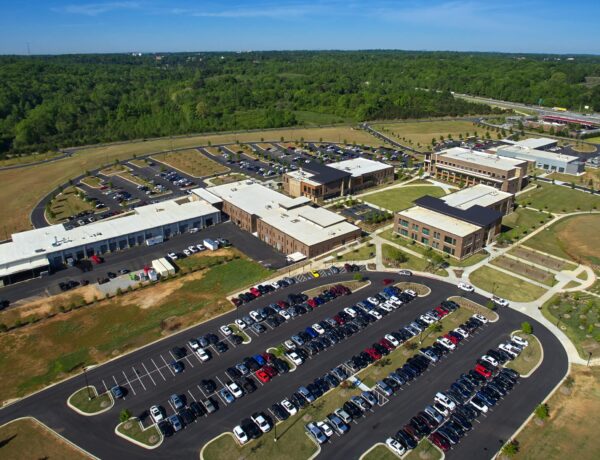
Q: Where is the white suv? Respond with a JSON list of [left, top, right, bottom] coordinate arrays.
[[251, 413, 271, 433], [458, 282, 474, 292], [149, 405, 163, 423], [434, 392, 456, 411], [226, 381, 244, 398]]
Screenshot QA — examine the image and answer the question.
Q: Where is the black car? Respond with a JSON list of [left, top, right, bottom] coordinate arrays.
[[200, 379, 217, 393], [189, 401, 206, 417], [272, 358, 290, 374], [226, 367, 242, 379], [343, 401, 363, 419], [409, 416, 431, 437], [178, 407, 195, 425], [243, 357, 261, 372], [107, 271, 117, 279], [205, 333, 220, 345], [241, 377, 257, 394], [291, 392, 308, 408], [171, 346, 187, 359], [158, 420, 174, 437], [271, 403, 289, 421], [240, 418, 262, 439], [230, 334, 243, 345], [215, 341, 228, 353], [395, 429, 418, 449], [324, 373, 340, 388]]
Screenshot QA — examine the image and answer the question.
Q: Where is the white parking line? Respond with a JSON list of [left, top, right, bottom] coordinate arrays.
[[102, 379, 109, 392], [183, 354, 195, 368], [151, 358, 166, 381], [167, 400, 177, 412], [132, 367, 147, 391], [250, 373, 264, 386], [197, 384, 208, 399], [161, 354, 176, 376], [122, 371, 136, 395], [187, 389, 197, 402], [142, 363, 157, 386]]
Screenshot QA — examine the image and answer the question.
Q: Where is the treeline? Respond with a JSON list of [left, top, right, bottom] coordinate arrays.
[[1, 51, 599, 155]]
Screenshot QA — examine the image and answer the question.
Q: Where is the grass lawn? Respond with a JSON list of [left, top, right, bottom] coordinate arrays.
[[512, 365, 600, 460], [80, 176, 104, 188], [48, 186, 96, 223], [129, 158, 150, 168], [469, 266, 547, 302], [516, 182, 600, 213], [117, 170, 151, 188], [337, 244, 376, 261], [542, 293, 600, 359], [201, 385, 361, 460], [524, 214, 600, 266], [0, 151, 64, 167], [293, 110, 352, 125], [374, 120, 477, 152], [362, 444, 399, 460], [500, 208, 550, 242], [303, 280, 369, 298], [405, 440, 441, 460], [0, 255, 272, 403], [68, 386, 112, 414], [208, 173, 247, 186], [116, 418, 161, 447], [362, 186, 446, 211], [99, 163, 129, 176], [382, 244, 448, 276], [548, 168, 600, 189], [0, 418, 90, 460], [451, 251, 489, 267], [490, 256, 557, 286], [569, 142, 598, 153], [510, 247, 576, 271], [153, 149, 229, 178], [586, 136, 600, 144], [173, 249, 238, 271], [358, 307, 473, 387], [506, 333, 542, 376]]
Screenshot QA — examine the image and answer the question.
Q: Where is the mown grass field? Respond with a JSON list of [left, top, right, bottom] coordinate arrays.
[[512, 365, 600, 460], [0, 255, 271, 402], [490, 256, 557, 286], [153, 149, 229, 178], [548, 168, 600, 189], [0, 418, 89, 460], [524, 214, 600, 266], [374, 119, 477, 151], [48, 186, 96, 223], [381, 243, 447, 275], [501, 207, 550, 242], [516, 182, 600, 213], [0, 151, 64, 167], [505, 333, 542, 376], [362, 185, 446, 211], [337, 244, 376, 261], [469, 266, 547, 302], [0, 127, 380, 235]]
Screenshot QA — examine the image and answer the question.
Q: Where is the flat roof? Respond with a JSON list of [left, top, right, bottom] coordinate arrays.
[[415, 195, 503, 228], [496, 145, 580, 163], [512, 137, 557, 149], [327, 158, 392, 177], [301, 161, 351, 184], [0, 196, 220, 273], [207, 180, 359, 246], [441, 184, 513, 210], [191, 188, 223, 205], [437, 147, 526, 171], [285, 170, 322, 187], [399, 206, 481, 237]]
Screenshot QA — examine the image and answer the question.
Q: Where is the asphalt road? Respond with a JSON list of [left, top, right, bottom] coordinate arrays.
[[0, 221, 287, 305], [0, 272, 568, 460]]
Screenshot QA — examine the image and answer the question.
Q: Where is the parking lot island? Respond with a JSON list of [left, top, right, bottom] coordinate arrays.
[[506, 333, 543, 377], [67, 386, 113, 416], [115, 417, 163, 449]]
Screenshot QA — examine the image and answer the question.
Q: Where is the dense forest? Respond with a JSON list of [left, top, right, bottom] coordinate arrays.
[[1, 51, 600, 155]]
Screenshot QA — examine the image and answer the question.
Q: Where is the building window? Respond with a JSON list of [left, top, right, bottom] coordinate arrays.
[[443, 245, 455, 255], [444, 236, 456, 245], [400, 229, 408, 236], [433, 231, 440, 239], [412, 223, 419, 231], [421, 237, 429, 245], [422, 227, 430, 235], [400, 219, 409, 227]]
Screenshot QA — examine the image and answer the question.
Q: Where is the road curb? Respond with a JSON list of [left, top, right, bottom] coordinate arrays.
[[114, 417, 163, 450], [66, 385, 114, 416], [507, 331, 544, 378]]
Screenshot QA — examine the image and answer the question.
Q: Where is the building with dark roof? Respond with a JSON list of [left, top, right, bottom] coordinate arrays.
[[392, 185, 513, 260]]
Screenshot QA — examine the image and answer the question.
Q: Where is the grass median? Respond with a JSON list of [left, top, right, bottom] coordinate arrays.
[[303, 279, 370, 298], [0, 254, 271, 403], [0, 418, 90, 460], [201, 385, 361, 460], [68, 386, 113, 414], [469, 266, 547, 302], [405, 440, 441, 460], [505, 333, 542, 376], [337, 244, 376, 262], [116, 418, 161, 448], [362, 186, 446, 212], [362, 444, 399, 460]]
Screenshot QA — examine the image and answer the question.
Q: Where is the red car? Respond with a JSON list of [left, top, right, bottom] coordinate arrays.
[[255, 369, 271, 383], [382, 278, 394, 285], [249, 287, 261, 297], [277, 300, 289, 309], [434, 306, 448, 317], [365, 347, 382, 361], [379, 338, 395, 351], [231, 298, 242, 307], [445, 334, 459, 345], [262, 365, 278, 377], [262, 352, 275, 362], [429, 432, 451, 452], [474, 364, 492, 379], [333, 314, 346, 325], [307, 298, 318, 308]]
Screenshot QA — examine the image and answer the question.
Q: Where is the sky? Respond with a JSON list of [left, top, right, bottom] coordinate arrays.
[[0, 0, 599, 55]]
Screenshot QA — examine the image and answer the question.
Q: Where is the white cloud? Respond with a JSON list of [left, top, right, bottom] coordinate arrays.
[[58, 1, 141, 16]]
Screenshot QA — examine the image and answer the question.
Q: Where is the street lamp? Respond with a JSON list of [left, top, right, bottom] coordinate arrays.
[[588, 351, 593, 367], [83, 365, 93, 400], [273, 420, 278, 442]]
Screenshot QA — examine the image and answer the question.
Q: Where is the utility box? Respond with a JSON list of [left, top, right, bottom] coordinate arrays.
[[203, 238, 219, 251]]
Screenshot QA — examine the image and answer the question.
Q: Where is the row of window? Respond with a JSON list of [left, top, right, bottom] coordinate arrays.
[[399, 219, 456, 245], [437, 160, 508, 179]]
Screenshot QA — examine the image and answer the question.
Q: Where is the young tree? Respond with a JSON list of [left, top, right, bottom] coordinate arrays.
[[521, 322, 533, 334], [119, 409, 132, 423], [534, 403, 549, 420]]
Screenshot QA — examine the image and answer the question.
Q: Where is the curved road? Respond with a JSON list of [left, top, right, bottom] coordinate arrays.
[[0, 272, 568, 460]]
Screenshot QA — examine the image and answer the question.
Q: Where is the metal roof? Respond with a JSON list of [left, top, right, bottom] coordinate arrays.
[[414, 195, 502, 228]]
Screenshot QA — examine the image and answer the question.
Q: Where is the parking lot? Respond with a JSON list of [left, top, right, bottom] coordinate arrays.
[[0, 271, 567, 460]]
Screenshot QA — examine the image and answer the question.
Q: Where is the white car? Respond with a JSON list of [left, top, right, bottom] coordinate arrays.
[[283, 340, 296, 350], [389, 296, 403, 306], [316, 421, 334, 437], [220, 325, 232, 336], [384, 334, 400, 347], [167, 252, 178, 260], [458, 282, 474, 292], [149, 405, 164, 423], [183, 249, 192, 257], [197, 348, 211, 362], [233, 425, 249, 444], [188, 339, 200, 350], [369, 310, 382, 320], [279, 310, 291, 320], [420, 314, 436, 325], [196, 244, 206, 251], [437, 337, 456, 351], [481, 355, 499, 367], [404, 289, 417, 297], [499, 343, 519, 358], [470, 398, 489, 413], [188, 246, 198, 253], [398, 269, 413, 276], [312, 323, 325, 335], [473, 314, 489, 324], [367, 297, 380, 305], [386, 437, 406, 456], [379, 303, 393, 312], [270, 282, 280, 289], [251, 413, 271, 433], [344, 307, 357, 318], [512, 335, 529, 347], [492, 295, 509, 307], [226, 381, 244, 398], [385, 301, 399, 310], [281, 398, 297, 416], [235, 319, 247, 329], [286, 351, 304, 366], [454, 327, 469, 339], [249, 310, 262, 322], [434, 392, 456, 411]]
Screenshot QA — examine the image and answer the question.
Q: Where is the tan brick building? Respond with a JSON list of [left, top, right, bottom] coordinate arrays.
[[426, 147, 528, 193]]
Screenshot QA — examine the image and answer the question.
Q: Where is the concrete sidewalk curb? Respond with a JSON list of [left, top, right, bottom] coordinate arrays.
[[66, 385, 114, 416], [114, 417, 163, 450]]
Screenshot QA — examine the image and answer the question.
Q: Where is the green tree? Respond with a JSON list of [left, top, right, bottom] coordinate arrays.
[[534, 403, 549, 420], [521, 322, 533, 334], [119, 409, 132, 423], [501, 440, 520, 457]]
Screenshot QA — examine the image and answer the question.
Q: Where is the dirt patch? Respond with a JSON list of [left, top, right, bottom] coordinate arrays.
[[121, 271, 206, 310], [557, 215, 600, 267]]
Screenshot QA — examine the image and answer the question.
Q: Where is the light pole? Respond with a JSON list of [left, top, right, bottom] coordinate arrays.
[[587, 351, 593, 367], [273, 420, 277, 442], [83, 366, 93, 400]]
